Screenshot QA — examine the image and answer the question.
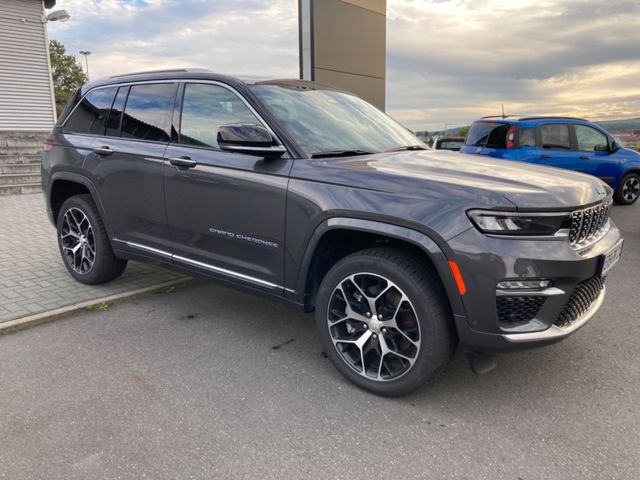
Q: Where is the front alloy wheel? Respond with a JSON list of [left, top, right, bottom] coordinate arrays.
[[621, 175, 640, 203], [327, 273, 421, 381], [315, 247, 455, 396]]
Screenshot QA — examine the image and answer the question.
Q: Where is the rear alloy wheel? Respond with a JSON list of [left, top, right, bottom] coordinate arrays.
[[614, 173, 640, 205], [57, 194, 127, 284], [315, 247, 456, 396]]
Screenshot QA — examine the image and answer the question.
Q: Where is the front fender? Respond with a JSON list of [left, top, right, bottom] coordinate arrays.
[[288, 217, 467, 318]]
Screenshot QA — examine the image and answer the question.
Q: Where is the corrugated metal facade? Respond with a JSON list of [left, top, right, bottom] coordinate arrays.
[[0, 0, 56, 131]]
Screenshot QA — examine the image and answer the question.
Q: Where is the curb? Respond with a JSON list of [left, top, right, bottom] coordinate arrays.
[[0, 277, 193, 335]]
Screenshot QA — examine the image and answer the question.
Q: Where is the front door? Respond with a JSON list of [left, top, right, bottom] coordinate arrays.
[[163, 82, 292, 292], [573, 124, 618, 186]]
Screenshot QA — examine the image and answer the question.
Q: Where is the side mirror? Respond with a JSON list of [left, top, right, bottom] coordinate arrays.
[[217, 123, 286, 158], [610, 141, 620, 152]]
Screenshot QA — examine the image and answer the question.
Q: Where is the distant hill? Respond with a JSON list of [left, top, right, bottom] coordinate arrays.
[[594, 117, 640, 132]]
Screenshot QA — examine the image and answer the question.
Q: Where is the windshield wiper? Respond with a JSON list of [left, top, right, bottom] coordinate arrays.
[[387, 145, 427, 152], [311, 149, 376, 159]]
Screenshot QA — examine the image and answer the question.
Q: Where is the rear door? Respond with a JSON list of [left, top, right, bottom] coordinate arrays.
[[83, 82, 178, 254], [573, 124, 618, 186], [536, 123, 577, 171], [163, 81, 292, 292]]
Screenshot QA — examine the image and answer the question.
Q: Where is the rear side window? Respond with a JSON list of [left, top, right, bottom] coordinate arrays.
[[121, 83, 176, 142], [540, 124, 571, 150], [465, 122, 509, 148], [64, 87, 117, 135], [518, 127, 536, 147], [179, 83, 260, 149], [105, 86, 128, 137], [575, 125, 608, 152]]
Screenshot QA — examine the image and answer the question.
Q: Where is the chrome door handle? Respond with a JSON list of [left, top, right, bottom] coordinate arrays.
[[93, 146, 113, 156], [169, 157, 197, 169]]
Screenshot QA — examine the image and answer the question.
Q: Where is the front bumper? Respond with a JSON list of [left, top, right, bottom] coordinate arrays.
[[447, 221, 622, 352]]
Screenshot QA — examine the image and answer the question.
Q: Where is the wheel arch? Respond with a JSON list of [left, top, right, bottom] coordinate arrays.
[[49, 172, 114, 239], [292, 217, 466, 318]]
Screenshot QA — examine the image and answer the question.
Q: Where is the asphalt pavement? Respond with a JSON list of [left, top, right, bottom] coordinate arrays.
[[0, 204, 638, 479]]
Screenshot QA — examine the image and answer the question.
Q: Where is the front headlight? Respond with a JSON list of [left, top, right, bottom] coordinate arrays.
[[467, 210, 571, 236]]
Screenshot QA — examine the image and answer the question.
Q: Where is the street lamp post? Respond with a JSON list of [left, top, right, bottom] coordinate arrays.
[[79, 50, 91, 80]]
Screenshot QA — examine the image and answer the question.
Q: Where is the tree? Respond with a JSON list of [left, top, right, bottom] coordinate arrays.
[[457, 126, 470, 138], [49, 40, 87, 116]]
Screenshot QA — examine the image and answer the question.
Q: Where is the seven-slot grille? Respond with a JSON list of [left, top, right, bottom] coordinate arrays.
[[569, 199, 612, 247]]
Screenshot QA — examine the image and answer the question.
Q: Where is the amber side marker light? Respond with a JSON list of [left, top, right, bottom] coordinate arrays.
[[448, 260, 467, 295]]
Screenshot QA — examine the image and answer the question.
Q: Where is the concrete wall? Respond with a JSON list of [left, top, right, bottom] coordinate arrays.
[[299, 0, 386, 110]]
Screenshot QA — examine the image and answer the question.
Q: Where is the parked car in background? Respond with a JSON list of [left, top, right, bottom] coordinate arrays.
[[432, 136, 465, 151], [460, 116, 640, 205], [42, 71, 623, 396]]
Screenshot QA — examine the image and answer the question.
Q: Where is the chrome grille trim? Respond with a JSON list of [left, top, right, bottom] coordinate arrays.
[[569, 199, 612, 249]]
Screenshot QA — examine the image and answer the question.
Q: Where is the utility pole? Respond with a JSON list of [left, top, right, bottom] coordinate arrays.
[[79, 51, 91, 80]]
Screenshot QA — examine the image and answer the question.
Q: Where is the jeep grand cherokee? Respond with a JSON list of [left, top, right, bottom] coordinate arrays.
[[42, 69, 623, 396]]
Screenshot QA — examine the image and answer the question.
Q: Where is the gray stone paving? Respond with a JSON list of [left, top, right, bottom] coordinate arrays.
[[0, 193, 186, 323]]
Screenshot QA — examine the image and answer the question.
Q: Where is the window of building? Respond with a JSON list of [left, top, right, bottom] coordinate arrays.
[[121, 83, 176, 142], [575, 125, 608, 152], [64, 87, 117, 135], [540, 124, 571, 150], [179, 83, 260, 149]]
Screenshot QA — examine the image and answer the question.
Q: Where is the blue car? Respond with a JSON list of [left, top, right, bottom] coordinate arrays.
[[460, 116, 640, 205]]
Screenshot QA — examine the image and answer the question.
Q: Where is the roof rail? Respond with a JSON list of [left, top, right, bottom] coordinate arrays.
[[109, 68, 211, 79], [518, 116, 590, 122], [481, 115, 514, 119]]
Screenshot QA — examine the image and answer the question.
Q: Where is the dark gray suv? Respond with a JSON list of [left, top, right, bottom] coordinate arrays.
[[42, 69, 623, 396]]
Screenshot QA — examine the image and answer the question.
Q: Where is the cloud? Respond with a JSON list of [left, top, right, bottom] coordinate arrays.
[[48, 0, 640, 131]]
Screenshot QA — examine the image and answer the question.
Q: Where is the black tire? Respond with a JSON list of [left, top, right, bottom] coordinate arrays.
[[613, 172, 640, 205], [56, 194, 127, 285], [314, 247, 456, 397]]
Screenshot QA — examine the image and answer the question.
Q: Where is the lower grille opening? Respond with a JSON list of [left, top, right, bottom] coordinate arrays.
[[555, 276, 605, 327], [497, 296, 546, 324]]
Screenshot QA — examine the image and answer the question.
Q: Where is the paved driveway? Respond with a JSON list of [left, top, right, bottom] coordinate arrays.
[[0, 194, 186, 323], [0, 205, 638, 479]]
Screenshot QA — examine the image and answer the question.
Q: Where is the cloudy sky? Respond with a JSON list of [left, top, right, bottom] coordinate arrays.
[[48, 0, 640, 131]]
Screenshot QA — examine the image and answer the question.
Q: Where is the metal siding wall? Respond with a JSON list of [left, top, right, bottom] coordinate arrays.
[[0, 0, 56, 131]]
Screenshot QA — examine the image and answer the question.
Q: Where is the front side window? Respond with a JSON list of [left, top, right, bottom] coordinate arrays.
[[575, 125, 608, 152], [250, 84, 422, 156], [121, 83, 176, 142], [540, 124, 571, 150], [64, 87, 117, 135], [179, 83, 260, 149]]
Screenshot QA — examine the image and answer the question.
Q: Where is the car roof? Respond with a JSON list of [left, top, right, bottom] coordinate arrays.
[[471, 116, 595, 128], [81, 68, 346, 95]]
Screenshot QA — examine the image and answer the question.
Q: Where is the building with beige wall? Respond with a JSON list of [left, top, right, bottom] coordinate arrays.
[[299, 0, 386, 110]]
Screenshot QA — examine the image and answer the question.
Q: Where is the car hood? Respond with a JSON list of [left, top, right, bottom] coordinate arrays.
[[336, 150, 612, 210]]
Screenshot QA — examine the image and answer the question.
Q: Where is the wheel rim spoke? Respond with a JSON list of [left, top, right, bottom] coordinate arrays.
[[327, 272, 421, 382]]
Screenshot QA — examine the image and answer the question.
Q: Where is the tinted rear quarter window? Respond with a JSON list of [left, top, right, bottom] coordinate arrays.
[[64, 87, 117, 135], [105, 86, 129, 137], [121, 83, 176, 142], [540, 124, 571, 150], [465, 122, 509, 148]]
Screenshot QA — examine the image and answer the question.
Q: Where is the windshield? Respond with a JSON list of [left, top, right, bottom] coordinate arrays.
[[250, 84, 424, 157]]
